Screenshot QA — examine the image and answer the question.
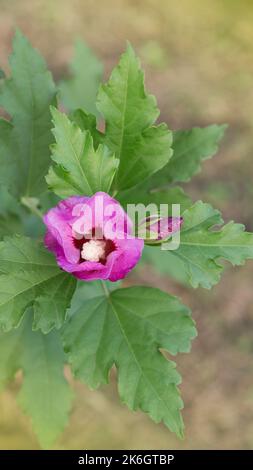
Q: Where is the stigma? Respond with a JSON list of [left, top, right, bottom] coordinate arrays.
[[81, 239, 106, 262]]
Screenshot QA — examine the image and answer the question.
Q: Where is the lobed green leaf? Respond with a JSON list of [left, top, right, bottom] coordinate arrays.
[[97, 44, 173, 191], [0, 30, 56, 198], [0, 236, 76, 332], [146, 125, 227, 189], [59, 39, 103, 117], [47, 107, 119, 197], [162, 201, 253, 288], [62, 283, 196, 437], [0, 315, 73, 448]]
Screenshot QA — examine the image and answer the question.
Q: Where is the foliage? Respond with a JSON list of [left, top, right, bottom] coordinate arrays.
[[59, 39, 103, 118], [0, 31, 251, 448]]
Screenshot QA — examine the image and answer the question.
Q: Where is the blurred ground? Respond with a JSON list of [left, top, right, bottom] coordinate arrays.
[[1, 0, 253, 450]]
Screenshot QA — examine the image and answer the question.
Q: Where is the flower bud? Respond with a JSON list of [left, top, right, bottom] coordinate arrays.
[[139, 215, 183, 244]]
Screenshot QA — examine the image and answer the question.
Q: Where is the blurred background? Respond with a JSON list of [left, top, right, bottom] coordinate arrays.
[[1, 0, 253, 450]]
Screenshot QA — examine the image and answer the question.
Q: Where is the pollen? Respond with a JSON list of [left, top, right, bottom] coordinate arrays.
[[81, 239, 106, 262]]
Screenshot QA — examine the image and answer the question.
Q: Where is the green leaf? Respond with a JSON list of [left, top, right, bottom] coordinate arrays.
[[18, 317, 73, 448], [0, 186, 47, 240], [46, 165, 79, 199], [70, 108, 103, 148], [97, 44, 173, 191], [46, 107, 119, 197], [0, 30, 56, 198], [141, 246, 190, 286], [0, 315, 73, 448], [62, 284, 196, 437], [166, 201, 253, 288], [0, 213, 23, 238], [0, 236, 76, 332], [0, 119, 15, 188], [0, 319, 24, 390], [118, 186, 192, 215], [32, 275, 77, 333], [0, 186, 22, 216], [147, 125, 227, 189], [59, 39, 103, 117], [68, 280, 121, 316], [0, 187, 24, 238]]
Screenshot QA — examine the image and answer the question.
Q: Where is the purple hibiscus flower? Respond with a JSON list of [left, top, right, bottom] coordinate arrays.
[[43, 192, 144, 282]]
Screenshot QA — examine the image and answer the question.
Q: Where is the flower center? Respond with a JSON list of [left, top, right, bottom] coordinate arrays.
[[81, 239, 106, 262]]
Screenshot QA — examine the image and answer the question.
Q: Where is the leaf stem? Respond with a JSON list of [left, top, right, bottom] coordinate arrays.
[[21, 196, 44, 220], [100, 280, 110, 298], [111, 189, 118, 198]]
